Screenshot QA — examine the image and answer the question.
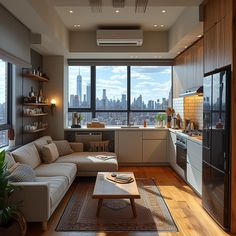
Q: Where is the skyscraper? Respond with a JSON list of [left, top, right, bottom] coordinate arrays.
[[76, 69, 82, 104], [86, 85, 91, 105]]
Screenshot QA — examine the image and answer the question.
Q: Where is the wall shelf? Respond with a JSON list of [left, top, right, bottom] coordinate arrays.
[[23, 127, 47, 134], [23, 103, 49, 106], [23, 113, 48, 117], [22, 73, 49, 82]]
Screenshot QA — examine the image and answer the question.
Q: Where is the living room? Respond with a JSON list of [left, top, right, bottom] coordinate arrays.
[[0, 0, 236, 235]]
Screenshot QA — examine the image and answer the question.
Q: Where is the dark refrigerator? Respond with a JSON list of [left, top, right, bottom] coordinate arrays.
[[202, 68, 231, 231]]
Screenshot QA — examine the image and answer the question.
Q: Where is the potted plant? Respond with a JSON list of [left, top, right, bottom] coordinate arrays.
[[0, 150, 26, 235]]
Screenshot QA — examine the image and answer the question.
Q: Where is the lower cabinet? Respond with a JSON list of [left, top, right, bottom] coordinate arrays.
[[142, 139, 167, 163], [116, 130, 167, 164], [187, 163, 202, 195], [117, 131, 142, 163], [187, 139, 202, 196]]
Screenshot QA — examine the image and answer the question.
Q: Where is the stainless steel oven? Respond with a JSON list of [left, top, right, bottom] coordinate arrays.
[[175, 134, 187, 179]]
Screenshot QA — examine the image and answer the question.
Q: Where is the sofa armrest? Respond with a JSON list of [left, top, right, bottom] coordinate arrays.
[[69, 142, 84, 152], [9, 182, 50, 222]]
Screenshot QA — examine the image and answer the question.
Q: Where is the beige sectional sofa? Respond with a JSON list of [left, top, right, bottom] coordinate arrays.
[[6, 136, 118, 230]]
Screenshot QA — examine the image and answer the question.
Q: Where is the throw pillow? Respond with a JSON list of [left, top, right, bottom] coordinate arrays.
[[9, 164, 36, 182], [41, 143, 59, 163], [5, 152, 16, 169], [8, 162, 21, 173], [52, 140, 74, 156]]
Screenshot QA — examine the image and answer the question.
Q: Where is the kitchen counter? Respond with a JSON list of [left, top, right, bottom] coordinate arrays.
[[64, 126, 169, 131], [169, 128, 202, 145]]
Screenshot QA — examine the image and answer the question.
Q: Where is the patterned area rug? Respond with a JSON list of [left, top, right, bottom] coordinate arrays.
[[56, 178, 178, 232]]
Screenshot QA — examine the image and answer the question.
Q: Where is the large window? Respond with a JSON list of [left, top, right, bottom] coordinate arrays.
[[68, 65, 172, 126], [0, 59, 12, 147], [96, 66, 127, 110]]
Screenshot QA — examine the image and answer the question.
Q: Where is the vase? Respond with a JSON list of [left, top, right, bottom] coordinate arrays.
[[9, 140, 15, 147]]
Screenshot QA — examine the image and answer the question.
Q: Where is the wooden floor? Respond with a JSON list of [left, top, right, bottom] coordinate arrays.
[[26, 167, 235, 236]]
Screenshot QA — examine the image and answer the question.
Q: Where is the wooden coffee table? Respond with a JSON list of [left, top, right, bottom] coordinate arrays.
[[92, 172, 140, 217]]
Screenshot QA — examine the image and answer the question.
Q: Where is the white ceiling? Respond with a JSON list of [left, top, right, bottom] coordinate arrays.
[[54, 5, 185, 31], [0, 0, 204, 59]]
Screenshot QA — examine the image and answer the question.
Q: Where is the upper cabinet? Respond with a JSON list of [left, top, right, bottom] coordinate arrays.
[[173, 38, 203, 98], [203, 0, 232, 74]]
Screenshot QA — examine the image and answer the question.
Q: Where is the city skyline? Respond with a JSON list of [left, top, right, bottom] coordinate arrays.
[[68, 66, 171, 104]]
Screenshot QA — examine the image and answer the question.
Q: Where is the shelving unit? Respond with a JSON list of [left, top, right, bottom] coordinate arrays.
[[23, 127, 47, 134], [22, 69, 50, 143], [23, 113, 48, 117], [22, 73, 49, 82]]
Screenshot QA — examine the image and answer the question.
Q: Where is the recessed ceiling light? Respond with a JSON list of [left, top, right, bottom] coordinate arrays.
[[69, 10, 73, 13], [184, 45, 188, 49], [115, 10, 119, 13], [74, 24, 80, 28], [160, 24, 164, 27], [197, 34, 202, 38], [154, 24, 158, 27], [162, 10, 166, 13], [177, 51, 181, 54]]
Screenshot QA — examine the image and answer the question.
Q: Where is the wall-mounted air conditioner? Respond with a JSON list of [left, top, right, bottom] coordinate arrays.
[[96, 29, 143, 46]]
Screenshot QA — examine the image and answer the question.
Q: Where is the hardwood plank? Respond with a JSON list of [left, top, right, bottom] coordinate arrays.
[[26, 167, 233, 236]]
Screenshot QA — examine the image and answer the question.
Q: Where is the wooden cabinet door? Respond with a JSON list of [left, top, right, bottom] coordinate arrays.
[[194, 39, 204, 87], [204, 25, 218, 74], [217, 15, 232, 69], [143, 140, 167, 163], [204, 0, 217, 33], [118, 131, 142, 163]]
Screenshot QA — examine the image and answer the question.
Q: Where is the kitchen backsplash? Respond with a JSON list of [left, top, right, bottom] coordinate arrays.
[[173, 96, 203, 130]]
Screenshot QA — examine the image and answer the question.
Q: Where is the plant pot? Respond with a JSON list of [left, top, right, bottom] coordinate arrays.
[[9, 140, 15, 147], [0, 211, 27, 236]]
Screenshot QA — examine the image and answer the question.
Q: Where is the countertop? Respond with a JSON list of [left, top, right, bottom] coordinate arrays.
[[64, 126, 202, 144], [64, 126, 169, 131], [169, 128, 202, 145]]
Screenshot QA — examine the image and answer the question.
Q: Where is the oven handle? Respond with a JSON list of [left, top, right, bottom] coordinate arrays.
[[175, 143, 187, 150]]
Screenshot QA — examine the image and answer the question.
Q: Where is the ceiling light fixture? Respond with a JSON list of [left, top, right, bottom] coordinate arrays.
[[160, 24, 164, 27], [69, 10, 73, 13], [184, 45, 188, 49], [197, 34, 202, 38], [154, 24, 158, 27], [115, 9, 120, 13], [135, 0, 148, 13], [162, 10, 166, 13], [74, 24, 80, 28]]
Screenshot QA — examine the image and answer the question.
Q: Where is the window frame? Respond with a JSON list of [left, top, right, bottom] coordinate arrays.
[[67, 64, 172, 125], [0, 60, 13, 147]]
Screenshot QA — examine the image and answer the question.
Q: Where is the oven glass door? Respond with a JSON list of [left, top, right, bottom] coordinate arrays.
[[176, 143, 187, 171]]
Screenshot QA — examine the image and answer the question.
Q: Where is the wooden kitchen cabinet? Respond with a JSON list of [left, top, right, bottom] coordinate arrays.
[[117, 131, 142, 163], [204, 14, 232, 74], [173, 38, 203, 98], [203, 0, 230, 33]]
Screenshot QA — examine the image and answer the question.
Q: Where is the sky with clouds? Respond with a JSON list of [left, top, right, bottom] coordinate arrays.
[[68, 66, 171, 103], [0, 60, 7, 104]]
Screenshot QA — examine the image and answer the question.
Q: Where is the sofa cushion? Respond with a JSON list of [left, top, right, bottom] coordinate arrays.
[[55, 152, 118, 172], [9, 164, 36, 182], [34, 136, 53, 158], [5, 152, 16, 169], [12, 143, 41, 169], [41, 143, 59, 164], [52, 140, 73, 157], [34, 163, 76, 184], [35, 176, 68, 209]]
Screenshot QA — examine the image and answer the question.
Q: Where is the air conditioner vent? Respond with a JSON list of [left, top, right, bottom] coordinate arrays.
[[96, 29, 143, 46]]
